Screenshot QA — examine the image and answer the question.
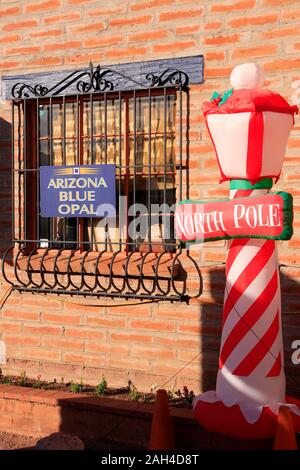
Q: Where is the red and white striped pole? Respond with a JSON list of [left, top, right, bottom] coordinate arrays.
[[193, 63, 300, 438], [216, 181, 285, 423], [193, 180, 300, 438]]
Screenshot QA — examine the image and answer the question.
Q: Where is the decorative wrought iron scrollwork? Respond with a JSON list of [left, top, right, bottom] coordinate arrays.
[[146, 69, 189, 87], [11, 62, 190, 99], [2, 244, 202, 302]]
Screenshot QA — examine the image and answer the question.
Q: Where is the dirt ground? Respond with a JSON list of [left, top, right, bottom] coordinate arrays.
[[0, 432, 40, 450]]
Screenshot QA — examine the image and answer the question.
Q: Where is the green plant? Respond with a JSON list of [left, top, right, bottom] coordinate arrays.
[[70, 379, 84, 393], [167, 385, 175, 400], [0, 375, 12, 385], [175, 386, 195, 406], [20, 371, 28, 387], [95, 375, 107, 396], [32, 374, 43, 389], [128, 383, 141, 401]]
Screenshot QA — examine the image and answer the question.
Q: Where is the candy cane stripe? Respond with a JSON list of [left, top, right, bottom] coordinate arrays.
[[223, 240, 276, 325], [219, 268, 278, 368], [232, 311, 279, 376]]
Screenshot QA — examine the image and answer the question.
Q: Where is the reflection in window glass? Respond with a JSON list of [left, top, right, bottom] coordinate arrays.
[[37, 93, 176, 252]]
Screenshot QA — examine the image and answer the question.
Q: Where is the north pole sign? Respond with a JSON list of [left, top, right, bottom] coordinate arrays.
[[175, 192, 293, 243]]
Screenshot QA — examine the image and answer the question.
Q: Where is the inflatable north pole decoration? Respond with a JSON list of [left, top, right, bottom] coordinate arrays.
[[175, 63, 300, 439]]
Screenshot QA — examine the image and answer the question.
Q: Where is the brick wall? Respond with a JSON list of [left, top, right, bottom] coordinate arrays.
[[0, 0, 300, 396]]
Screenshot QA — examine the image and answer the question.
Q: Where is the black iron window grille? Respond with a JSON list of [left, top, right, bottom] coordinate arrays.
[[3, 62, 201, 301]]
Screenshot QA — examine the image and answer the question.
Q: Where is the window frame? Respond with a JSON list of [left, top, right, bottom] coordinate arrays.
[[23, 87, 178, 256]]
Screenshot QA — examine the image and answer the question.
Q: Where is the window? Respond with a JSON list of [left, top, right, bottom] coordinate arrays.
[[24, 90, 177, 253], [5, 60, 194, 301]]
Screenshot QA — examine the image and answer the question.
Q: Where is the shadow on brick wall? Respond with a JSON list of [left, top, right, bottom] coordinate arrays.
[[0, 116, 12, 263], [201, 265, 300, 398]]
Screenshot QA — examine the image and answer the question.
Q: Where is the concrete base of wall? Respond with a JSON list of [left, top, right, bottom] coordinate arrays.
[[0, 384, 275, 450]]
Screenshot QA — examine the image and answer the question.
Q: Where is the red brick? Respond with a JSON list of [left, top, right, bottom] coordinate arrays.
[[0, 34, 21, 44], [42, 313, 81, 325], [44, 41, 81, 51], [129, 319, 175, 332], [262, 26, 300, 39], [155, 334, 200, 350], [3, 309, 39, 321], [204, 34, 240, 46], [107, 305, 151, 316], [205, 66, 233, 78], [129, 29, 168, 42], [65, 328, 105, 340], [203, 251, 226, 262], [177, 323, 201, 335], [204, 21, 222, 30], [65, 53, 103, 65], [0, 399, 14, 414], [263, 0, 299, 5], [42, 337, 84, 351], [177, 349, 202, 362], [105, 47, 148, 59], [71, 21, 106, 33], [154, 306, 200, 321], [0, 6, 20, 17], [40, 361, 82, 379], [13, 400, 33, 416], [83, 35, 124, 48], [6, 46, 41, 55], [0, 413, 13, 428], [232, 44, 277, 59], [176, 25, 201, 35], [3, 20, 38, 32], [85, 342, 129, 355], [131, 346, 175, 360], [25, 0, 60, 13], [159, 8, 203, 21], [130, 0, 173, 11], [44, 13, 81, 24], [87, 6, 126, 17], [211, 0, 255, 12], [23, 325, 62, 336], [22, 297, 61, 309], [108, 356, 150, 371], [0, 321, 21, 333], [288, 139, 300, 148], [67, 0, 92, 3], [65, 303, 105, 313], [3, 334, 40, 347], [109, 15, 152, 28], [229, 14, 278, 28], [153, 40, 196, 53], [264, 59, 300, 72], [110, 332, 152, 344], [12, 415, 37, 433], [30, 29, 63, 38], [202, 158, 219, 170], [282, 8, 300, 21], [206, 51, 225, 61], [288, 238, 300, 248], [18, 348, 61, 361], [64, 352, 105, 367], [85, 316, 126, 328], [27, 56, 63, 67]]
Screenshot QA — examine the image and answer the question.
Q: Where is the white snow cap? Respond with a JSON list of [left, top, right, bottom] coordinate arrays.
[[230, 63, 265, 90]]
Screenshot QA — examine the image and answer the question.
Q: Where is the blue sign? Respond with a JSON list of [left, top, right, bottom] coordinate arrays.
[[40, 165, 116, 218]]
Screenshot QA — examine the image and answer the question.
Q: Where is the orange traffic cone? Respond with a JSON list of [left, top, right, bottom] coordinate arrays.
[[149, 389, 174, 450], [273, 405, 298, 450]]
